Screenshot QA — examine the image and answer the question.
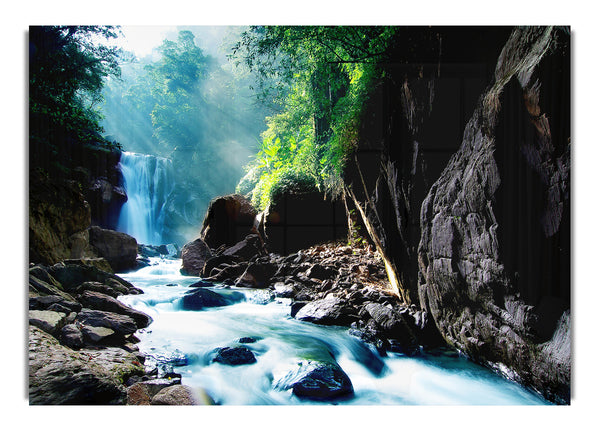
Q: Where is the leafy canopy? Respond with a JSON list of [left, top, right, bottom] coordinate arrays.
[[29, 26, 122, 146], [232, 26, 398, 210]]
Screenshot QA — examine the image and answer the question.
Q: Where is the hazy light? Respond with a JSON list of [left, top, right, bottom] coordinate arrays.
[[116, 25, 178, 58]]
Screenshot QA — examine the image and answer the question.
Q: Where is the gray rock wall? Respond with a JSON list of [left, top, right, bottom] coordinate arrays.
[[416, 27, 570, 403]]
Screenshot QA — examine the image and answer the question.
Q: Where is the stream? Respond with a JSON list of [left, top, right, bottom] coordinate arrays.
[[118, 257, 550, 405]]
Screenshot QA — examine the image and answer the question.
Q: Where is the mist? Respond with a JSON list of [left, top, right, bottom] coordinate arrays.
[[101, 26, 269, 246]]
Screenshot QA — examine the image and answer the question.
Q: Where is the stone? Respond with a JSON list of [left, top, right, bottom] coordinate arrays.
[[60, 324, 84, 349], [29, 275, 76, 303], [213, 347, 257, 366], [294, 296, 357, 326], [223, 234, 263, 260], [180, 287, 245, 311], [180, 238, 213, 276], [200, 194, 257, 249], [29, 295, 82, 313], [81, 325, 116, 343], [78, 290, 152, 328], [275, 360, 353, 401], [48, 261, 134, 293], [75, 308, 138, 336], [273, 282, 296, 298], [235, 261, 277, 288], [151, 385, 214, 405], [29, 326, 127, 405], [29, 310, 67, 335], [416, 27, 571, 403], [88, 226, 138, 272], [305, 264, 338, 280]]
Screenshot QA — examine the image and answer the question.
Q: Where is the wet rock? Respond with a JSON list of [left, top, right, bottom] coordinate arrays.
[[294, 296, 357, 326], [78, 290, 152, 328], [276, 360, 353, 401], [29, 274, 76, 303], [213, 347, 257, 366], [201, 254, 240, 277], [29, 310, 67, 335], [180, 238, 213, 276], [181, 287, 245, 311], [273, 282, 296, 298]]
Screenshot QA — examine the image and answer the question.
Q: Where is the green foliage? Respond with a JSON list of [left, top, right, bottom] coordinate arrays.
[[29, 26, 122, 147], [232, 26, 395, 210]]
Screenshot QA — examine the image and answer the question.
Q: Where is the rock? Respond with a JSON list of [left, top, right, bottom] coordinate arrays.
[[29, 295, 82, 313], [180, 238, 213, 276], [306, 264, 338, 280], [126, 379, 180, 405], [180, 287, 245, 311], [77, 281, 120, 298], [276, 360, 353, 401], [416, 27, 570, 403], [75, 308, 138, 336], [273, 282, 296, 298], [223, 234, 264, 260], [238, 337, 259, 343], [235, 261, 278, 288], [88, 226, 138, 272], [48, 261, 134, 293], [29, 310, 67, 335], [151, 385, 215, 405], [294, 296, 357, 326], [213, 347, 257, 366], [29, 173, 92, 265], [78, 290, 152, 328], [200, 194, 257, 249], [81, 325, 116, 343], [362, 302, 417, 348], [60, 323, 84, 349], [29, 326, 127, 404], [201, 254, 240, 277], [29, 274, 76, 303], [189, 279, 216, 288]]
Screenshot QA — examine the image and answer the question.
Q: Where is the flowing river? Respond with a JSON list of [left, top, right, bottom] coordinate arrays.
[[118, 257, 550, 405]]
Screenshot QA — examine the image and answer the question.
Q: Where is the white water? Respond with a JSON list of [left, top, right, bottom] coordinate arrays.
[[117, 152, 174, 245], [118, 258, 550, 406]]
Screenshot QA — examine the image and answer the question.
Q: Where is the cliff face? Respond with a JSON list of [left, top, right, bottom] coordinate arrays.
[[416, 27, 570, 403]]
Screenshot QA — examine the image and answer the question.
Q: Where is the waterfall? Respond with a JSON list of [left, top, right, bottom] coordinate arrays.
[[117, 152, 174, 245]]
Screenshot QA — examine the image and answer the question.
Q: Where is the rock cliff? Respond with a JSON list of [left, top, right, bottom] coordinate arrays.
[[416, 27, 570, 403]]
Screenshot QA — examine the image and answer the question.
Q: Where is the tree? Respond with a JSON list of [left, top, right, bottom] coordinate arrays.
[[232, 26, 398, 209], [29, 26, 122, 145]]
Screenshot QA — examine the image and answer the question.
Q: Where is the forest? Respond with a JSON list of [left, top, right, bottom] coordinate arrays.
[[28, 25, 571, 408]]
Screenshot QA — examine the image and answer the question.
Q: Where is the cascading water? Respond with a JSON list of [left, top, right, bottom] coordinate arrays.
[[117, 152, 174, 245], [118, 258, 551, 406]]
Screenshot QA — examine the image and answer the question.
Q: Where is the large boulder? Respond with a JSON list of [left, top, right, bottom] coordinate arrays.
[[417, 27, 570, 404], [180, 238, 213, 276], [294, 295, 358, 326], [88, 226, 137, 272], [29, 326, 127, 405], [275, 360, 354, 401], [212, 347, 257, 366], [180, 287, 245, 311], [200, 194, 257, 249]]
